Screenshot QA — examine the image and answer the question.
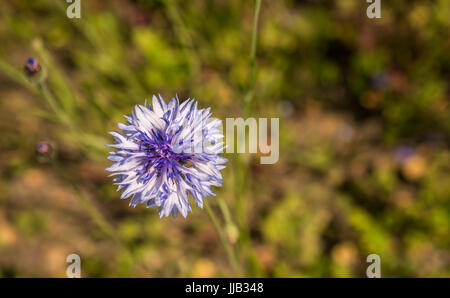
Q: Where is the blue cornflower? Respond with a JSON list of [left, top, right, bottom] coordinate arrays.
[[106, 95, 227, 218]]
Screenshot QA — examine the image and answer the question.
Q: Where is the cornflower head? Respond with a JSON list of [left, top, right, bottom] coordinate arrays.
[[106, 95, 227, 218]]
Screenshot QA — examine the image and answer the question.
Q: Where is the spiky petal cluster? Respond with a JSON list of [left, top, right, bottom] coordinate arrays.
[[106, 95, 226, 218]]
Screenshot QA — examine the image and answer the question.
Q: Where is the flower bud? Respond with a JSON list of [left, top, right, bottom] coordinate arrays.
[[24, 57, 41, 76], [36, 141, 53, 157]]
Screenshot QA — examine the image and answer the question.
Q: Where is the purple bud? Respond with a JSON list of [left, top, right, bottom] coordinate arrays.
[[24, 57, 42, 76], [36, 141, 53, 157]]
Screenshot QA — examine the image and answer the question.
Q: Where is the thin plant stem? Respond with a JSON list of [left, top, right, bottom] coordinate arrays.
[[37, 80, 106, 157], [217, 196, 236, 234], [244, 0, 262, 113], [0, 58, 39, 94], [234, 0, 264, 275], [39, 82, 71, 128], [236, 0, 262, 232], [32, 39, 78, 118], [205, 203, 242, 277]]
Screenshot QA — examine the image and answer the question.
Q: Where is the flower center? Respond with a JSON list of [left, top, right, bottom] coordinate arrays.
[[154, 144, 174, 159], [136, 132, 192, 184], [147, 142, 190, 168]]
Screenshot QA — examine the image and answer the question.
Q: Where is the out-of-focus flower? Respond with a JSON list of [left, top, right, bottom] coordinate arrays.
[[106, 95, 227, 218], [36, 141, 53, 157], [371, 71, 390, 90], [24, 57, 41, 76], [393, 145, 415, 164], [24, 57, 47, 84]]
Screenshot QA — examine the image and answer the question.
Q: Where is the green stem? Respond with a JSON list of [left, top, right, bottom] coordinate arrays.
[[0, 58, 39, 94], [32, 39, 78, 118], [205, 203, 242, 277], [234, 0, 263, 275], [236, 0, 262, 231], [244, 0, 262, 112], [37, 81, 106, 157], [216, 196, 236, 234]]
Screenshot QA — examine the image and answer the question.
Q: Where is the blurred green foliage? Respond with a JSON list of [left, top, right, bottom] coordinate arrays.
[[0, 0, 449, 277]]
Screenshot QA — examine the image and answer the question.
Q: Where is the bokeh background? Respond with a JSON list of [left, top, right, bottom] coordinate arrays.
[[0, 0, 449, 277]]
